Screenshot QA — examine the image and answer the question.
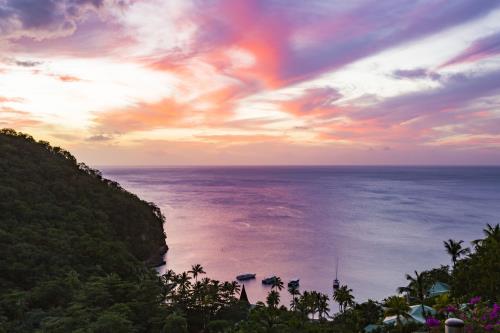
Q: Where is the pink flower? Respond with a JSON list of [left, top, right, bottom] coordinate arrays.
[[426, 317, 440, 327], [446, 305, 458, 313], [469, 296, 482, 305], [484, 323, 494, 331]]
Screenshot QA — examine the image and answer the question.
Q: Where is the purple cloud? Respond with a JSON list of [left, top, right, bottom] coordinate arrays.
[[187, 0, 500, 87], [440, 31, 500, 68], [86, 134, 114, 142], [392, 68, 441, 81], [354, 70, 500, 125], [15, 59, 43, 67], [283, 0, 500, 83], [0, 0, 125, 41]]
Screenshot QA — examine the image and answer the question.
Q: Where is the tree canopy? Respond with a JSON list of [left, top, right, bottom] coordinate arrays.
[[0, 129, 167, 332]]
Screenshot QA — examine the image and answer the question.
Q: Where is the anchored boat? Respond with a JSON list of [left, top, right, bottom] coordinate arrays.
[[333, 257, 340, 291], [262, 276, 277, 285], [288, 279, 299, 288], [236, 273, 256, 281]]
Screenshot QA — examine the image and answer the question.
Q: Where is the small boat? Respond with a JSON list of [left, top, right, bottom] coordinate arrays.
[[236, 273, 256, 281], [288, 279, 299, 288], [262, 276, 277, 285], [333, 278, 340, 290], [333, 257, 340, 290]]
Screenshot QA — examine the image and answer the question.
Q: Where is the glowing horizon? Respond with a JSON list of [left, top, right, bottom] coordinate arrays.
[[1, 0, 500, 165]]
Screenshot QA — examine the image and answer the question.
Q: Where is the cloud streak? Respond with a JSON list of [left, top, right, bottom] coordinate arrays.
[[2, 0, 500, 164], [440, 31, 500, 68]]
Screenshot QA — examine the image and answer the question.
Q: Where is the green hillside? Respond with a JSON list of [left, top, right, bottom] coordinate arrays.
[[1, 129, 498, 333], [0, 129, 167, 332]]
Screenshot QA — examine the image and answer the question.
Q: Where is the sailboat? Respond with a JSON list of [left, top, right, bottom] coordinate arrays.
[[333, 257, 340, 291]]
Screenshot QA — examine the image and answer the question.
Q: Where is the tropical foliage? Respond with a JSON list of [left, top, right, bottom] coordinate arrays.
[[452, 224, 500, 302], [443, 239, 470, 268], [1, 129, 499, 332], [383, 296, 411, 331], [0, 129, 167, 332]]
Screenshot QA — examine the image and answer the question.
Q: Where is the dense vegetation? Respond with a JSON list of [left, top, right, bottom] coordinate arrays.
[[159, 223, 499, 333], [0, 129, 167, 332], [1, 129, 499, 332]]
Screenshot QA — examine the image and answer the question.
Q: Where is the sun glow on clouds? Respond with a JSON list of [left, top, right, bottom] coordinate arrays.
[[0, 57, 176, 129], [1, 0, 500, 164]]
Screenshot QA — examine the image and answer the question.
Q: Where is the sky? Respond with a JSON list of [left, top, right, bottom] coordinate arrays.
[[1, 0, 500, 165]]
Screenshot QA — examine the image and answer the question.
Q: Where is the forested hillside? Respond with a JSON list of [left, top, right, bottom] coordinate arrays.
[[1, 129, 498, 333], [0, 129, 167, 332]]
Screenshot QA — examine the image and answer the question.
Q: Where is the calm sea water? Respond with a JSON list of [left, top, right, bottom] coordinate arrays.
[[101, 166, 500, 305]]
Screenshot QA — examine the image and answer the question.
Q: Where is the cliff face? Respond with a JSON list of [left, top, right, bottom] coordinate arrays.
[[0, 129, 167, 290]]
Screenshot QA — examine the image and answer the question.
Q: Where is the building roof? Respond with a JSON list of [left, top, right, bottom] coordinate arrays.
[[428, 281, 450, 297], [383, 305, 436, 325], [364, 324, 383, 332], [239, 284, 249, 304]]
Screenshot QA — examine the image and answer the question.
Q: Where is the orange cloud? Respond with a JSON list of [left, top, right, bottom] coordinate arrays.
[[93, 98, 190, 133], [0, 106, 41, 129], [57, 75, 82, 82], [92, 82, 249, 134], [0, 96, 24, 103], [195, 134, 284, 144]]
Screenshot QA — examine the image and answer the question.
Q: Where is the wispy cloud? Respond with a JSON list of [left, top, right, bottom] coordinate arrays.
[[440, 31, 500, 68], [392, 68, 441, 81], [1, 0, 500, 164]]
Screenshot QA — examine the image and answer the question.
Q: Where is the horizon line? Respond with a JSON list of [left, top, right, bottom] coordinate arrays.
[[94, 164, 500, 168]]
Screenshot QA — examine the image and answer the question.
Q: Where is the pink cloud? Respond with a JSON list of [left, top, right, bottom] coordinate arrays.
[[279, 87, 343, 118], [182, 1, 500, 87]]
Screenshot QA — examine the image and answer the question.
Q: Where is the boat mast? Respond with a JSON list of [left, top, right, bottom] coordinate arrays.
[[335, 257, 339, 280]]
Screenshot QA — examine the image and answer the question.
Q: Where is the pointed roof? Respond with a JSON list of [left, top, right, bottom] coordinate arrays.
[[239, 284, 249, 304], [383, 305, 436, 325], [428, 281, 450, 297]]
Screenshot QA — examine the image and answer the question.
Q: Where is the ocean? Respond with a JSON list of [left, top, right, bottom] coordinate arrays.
[[101, 166, 500, 305]]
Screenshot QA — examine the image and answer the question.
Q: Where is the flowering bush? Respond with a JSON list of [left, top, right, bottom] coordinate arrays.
[[450, 297, 500, 332], [426, 317, 441, 327], [425, 317, 441, 332]]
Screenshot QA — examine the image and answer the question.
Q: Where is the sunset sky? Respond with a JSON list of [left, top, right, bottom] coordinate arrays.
[[1, 0, 500, 165]]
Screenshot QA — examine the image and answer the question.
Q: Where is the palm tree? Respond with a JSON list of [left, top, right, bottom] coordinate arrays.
[[309, 291, 320, 319], [384, 296, 411, 332], [189, 264, 206, 283], [333, 285, 354, 313], [472, 223, 500, 248], [220, 281, 240, 303], [317, 293, 330, 320], [398, 271, 426, 318], [160, 269, 177, 301], [229, 281, 241, 295], [162, 269, 176, 283], [176, 272, 192, 294], [484, 223, 500, 241], [443, 239, 469, 268], [266, 290, 280, 309], [271, 277, 284, 291], [297, 291, 313, 318], [288, 284, 300, 311]]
